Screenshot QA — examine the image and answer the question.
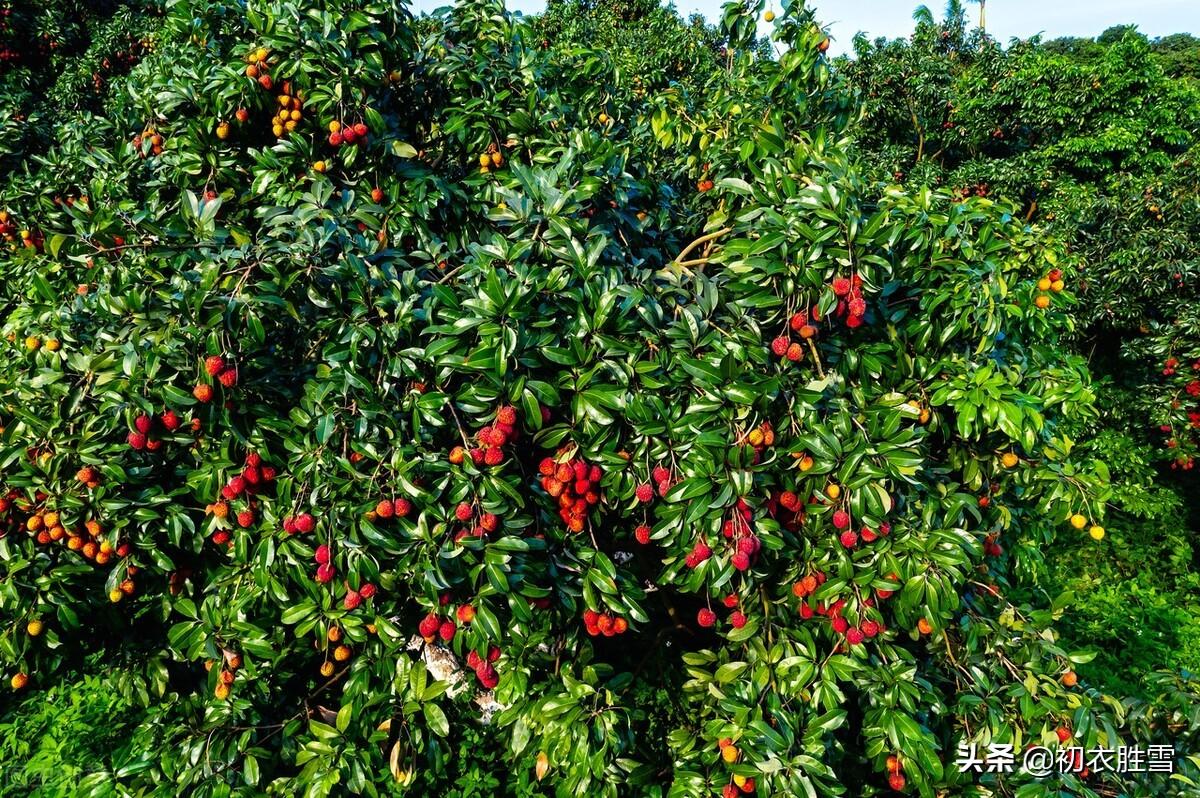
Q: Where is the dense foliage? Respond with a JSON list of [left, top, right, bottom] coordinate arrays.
[[0, 1, 1196, 797]]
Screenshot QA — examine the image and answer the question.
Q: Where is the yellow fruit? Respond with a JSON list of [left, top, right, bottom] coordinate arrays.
[[272, 124, 284, 137], [45, 339, 60, 352], [721, 744, 739, 763], [285, 120, 298, 132], [43, 512, 59, 528], [799, 455, 814, 472], [216, 122, 229, 139], [24, 335, 40, 351], [313, 161, 327, 173], [1034, 294, 1050, 309], [490, 151, 504, 167], [1000, 452, 1018, 468], [764, 10, 775, 21], [479, 153, 491, 167], [1069, 513, 1087, 529], [26, 620, 43, 637], [109, 589, 123, 603], [918, 408, 931, 424], [254, 48, 268, 63], [1051, 279, 1064, 292], [598, 112, 609, 124], [733, 774, 748, 788], [747, 428, 764, 446], [329, 121, 341, 133], [1088, 525, 1105, 541], [320, 661, 335, 676], [917, 618, 933, 635], [334, 645, 351, 662], [214, 682, 230, 700], [289, 109, 301, 122], [826, 483, 841, 500], [11, 673, 28, 690]]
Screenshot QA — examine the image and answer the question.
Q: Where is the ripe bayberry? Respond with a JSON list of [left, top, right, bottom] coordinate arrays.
[[697, 608, 716, 627], [438, 620, 456, 642], [635, 483, 654, 503], [771, 335, 789, 356], [127, 431, 147, 450], [729, 611, 747, 629], [634, 524, 651, 544], [786, 342, 804, 361], [204, 355, 225, 376], [832, 510, 850, 529], [455, 502, 473, 522]]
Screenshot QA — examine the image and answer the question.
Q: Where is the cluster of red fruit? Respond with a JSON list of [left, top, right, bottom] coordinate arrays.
[[720, 498, 761, 571], [465, 645, 501, 689], [418, 611, 459, 644], [194, 353, 237, 403], [314, 543, 336, 583], [205, 451, 277, 545], [243, 46, 274, 89], [281, 510, 316, 535], [449, 405, 520, 468], [983, 532, 1003, 557], [342, 580, 377, 610], [793, 571, 892, 648], [767, 487, 806, 532], [328, 119, 370, 148], [125, 409, 184, 451], [769, 309, 819, 362], [698, 593, 751, 630], [885, 754, 906, 791], [132, 125, 164, 158], [451, 500, 502, 543], [366, 495, 413, 523], [582, 608, 630, 637], [209, 651, 243, 700], [634, 462, 676, 505], [1033, 268, 1065, 309], [831, 275, 867, 328], [538, 448, 602, 533]]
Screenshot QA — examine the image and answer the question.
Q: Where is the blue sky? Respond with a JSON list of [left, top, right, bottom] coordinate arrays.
[[410, 0, 1200, 56]]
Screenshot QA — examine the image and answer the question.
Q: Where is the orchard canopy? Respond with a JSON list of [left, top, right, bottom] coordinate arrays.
[[0, 0, 1193, 797]]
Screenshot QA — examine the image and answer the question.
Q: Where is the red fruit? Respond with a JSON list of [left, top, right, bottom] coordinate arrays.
[[496, 405, 517, 426], [848, 297, 866, 317], [342, 127, 357, 144], [127, 431, 147, 450], [242, 466, 261, 485], [484, 447, 504, 466], [779, 491, 799, 511], [635, 483, 654, 503], [888, 772, 906, 791], [786, 342, 804, 362], [860, 526, 877, 543], [418, 613, 439, 638], [799, 603, 814, 619], [732, 552, 751, 571], [359, 583, 377, 599], [1056, 726, 1071, 743], [457, 604, 476, 623], [862, 620, 880, 637], [329, 131, 343, 146], [789, 312, 808, 331], [697, 608, 717, 627], [729, 611, 747, 629], [218, 368, 238, 388], [316, 563, 335, 583], [722, 594, 739, 608], [538, 457, 556, 475], [146, 438, 163, 452], [832, 510, 850, 530], [204, 355, 225, 376], [438, 621, 456, 642], [455, 502, 473, 522], [832, 276, 851, 296], [212, 530, 230, 545], [295, 513, 315, 533], [343, 589, 361, 610], [723, 785, 739, 798], [353, 122, 368, 137], [469, 448, 485, 465], [161, 410, 180, 431], [478, 664, 499, 689], [236, 510, 254, 528], [466, 650, 482, 670], [135, 414, 153, 434], [831, 616, 849, 634], [370, 187, 384, 203], [634, 524, 651, 544], [193, 383, 214, 403], [739, 778, 755, 794], [839, 529, 858, 548], [315, 544, 331, 564], [771, 335, 789, 356], [582, 609, 599, 626], [227, 475, 246, 496], [846, 627, 865, 645], [375, 499, 394, 518]]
